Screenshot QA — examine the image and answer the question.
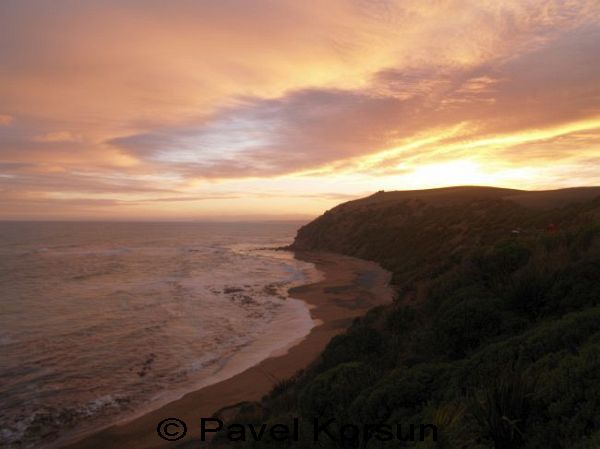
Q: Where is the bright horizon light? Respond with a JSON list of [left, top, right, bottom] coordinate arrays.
[[1, 1, 599, 220]]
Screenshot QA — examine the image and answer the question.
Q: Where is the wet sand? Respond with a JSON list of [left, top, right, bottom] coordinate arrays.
[[60, 251, 394, 449]]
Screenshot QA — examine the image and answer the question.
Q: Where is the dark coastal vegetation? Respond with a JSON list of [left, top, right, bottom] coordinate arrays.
[[214, 187, 600, 449]]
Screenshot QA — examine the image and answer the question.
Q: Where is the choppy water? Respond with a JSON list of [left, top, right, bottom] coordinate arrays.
[[0, 222, 318, 449]]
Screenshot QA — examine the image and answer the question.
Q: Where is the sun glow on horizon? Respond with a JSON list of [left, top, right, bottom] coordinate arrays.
[[1, 1, 599, 219]]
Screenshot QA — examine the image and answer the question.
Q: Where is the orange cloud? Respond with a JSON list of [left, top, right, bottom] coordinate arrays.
[[1, 1, 599, 219], [33, 131, 80, 143]]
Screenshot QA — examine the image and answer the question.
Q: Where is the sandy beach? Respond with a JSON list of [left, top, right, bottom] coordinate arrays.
[[58, 251, 393, 449]]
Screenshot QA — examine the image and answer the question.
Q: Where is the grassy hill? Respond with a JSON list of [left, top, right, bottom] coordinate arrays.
[[217, 186, 600, 449]]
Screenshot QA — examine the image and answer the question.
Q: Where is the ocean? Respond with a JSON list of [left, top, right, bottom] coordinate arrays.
[[0, 221, 319, 449]]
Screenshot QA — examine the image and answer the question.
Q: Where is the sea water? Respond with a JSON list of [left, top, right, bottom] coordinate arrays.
[[0, 221, 318, 448]]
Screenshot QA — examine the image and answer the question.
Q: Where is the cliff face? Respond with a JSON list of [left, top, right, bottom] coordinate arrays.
[[292, 186, 600, 286]]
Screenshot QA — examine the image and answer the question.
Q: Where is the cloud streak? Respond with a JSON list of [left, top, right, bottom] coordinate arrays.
[[1, 0, 599, 218]]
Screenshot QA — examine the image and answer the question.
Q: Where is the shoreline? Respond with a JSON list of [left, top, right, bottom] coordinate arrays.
[[60, 251, 394, 449]]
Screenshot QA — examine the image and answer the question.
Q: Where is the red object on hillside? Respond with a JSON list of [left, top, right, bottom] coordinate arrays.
[[546, 223, 557, 233]]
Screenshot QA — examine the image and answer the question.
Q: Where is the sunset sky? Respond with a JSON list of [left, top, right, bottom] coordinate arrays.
[[1, 0, 599, 220]]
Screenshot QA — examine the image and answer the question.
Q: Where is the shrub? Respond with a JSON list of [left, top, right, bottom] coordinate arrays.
[[473, 239, 532, 286], [320, 327, 384, 370], [470, 370, 536, 449], [299, 362, 376, 421], [433, 298, 508, 358]]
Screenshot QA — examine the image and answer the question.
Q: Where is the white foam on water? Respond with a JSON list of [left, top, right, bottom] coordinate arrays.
[[0, 222, 318, 449]]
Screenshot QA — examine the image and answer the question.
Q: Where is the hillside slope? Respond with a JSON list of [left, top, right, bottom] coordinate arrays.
[[219, 186, 600, 449], [292, 186, 600, 287]]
